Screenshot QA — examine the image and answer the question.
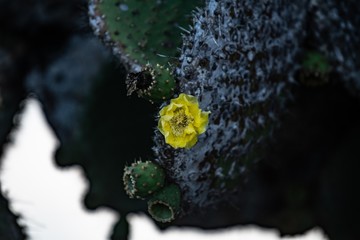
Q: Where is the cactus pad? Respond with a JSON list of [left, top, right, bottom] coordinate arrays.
[[88, 0, 202, 71]]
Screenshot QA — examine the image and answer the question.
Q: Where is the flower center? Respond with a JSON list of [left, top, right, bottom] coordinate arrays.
[[170, 108, 193, 136]]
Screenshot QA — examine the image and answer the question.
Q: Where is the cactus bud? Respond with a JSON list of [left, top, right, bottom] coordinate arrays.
[[300, 51, 331, 86], [123, 160, 165, 199], [126, 63, 176, 102], [147, 184, 181, 223]]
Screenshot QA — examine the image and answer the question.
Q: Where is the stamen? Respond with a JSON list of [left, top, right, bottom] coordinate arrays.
[[170, 109, 193, 136]]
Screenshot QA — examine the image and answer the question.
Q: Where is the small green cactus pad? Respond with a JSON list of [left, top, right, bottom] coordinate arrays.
[[123, 160, 165, 199], [126, 63, 176, 102], [88, 0, 202, 71], [147, 184, 181, 223], [300, 51, 331, 86]]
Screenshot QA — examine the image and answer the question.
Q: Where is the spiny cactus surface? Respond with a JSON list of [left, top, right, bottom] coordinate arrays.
[[307, 0, 360, 95], [153, 0, 308, 214]]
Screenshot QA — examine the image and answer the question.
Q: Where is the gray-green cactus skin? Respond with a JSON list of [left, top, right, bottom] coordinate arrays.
[[153, 0, 308, 215]]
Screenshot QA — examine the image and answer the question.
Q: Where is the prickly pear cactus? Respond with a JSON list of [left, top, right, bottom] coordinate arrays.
[[85, 0, 360, 237], [153, 0, 308, 215], [1, 0, 359, 240]]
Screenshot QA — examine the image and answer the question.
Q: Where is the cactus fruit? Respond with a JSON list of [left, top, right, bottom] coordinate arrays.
[[126, 63, 175, 102], [147, 184, 181, 223], [123, 160, 165, 199]]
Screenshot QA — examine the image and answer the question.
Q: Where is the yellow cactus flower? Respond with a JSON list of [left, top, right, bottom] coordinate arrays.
[[158, 93, 210, 149]]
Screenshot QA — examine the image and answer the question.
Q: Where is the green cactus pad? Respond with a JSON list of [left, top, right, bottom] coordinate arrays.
[[126, 63, 176, 102], [123, 160, 165, 199], [88, 0, 202, 71], [147, 184, 181, 223]]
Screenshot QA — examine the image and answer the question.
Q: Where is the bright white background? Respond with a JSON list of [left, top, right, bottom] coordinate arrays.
[[0, 99, 328, 240]]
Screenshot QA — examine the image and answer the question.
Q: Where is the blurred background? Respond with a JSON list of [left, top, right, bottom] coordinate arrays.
[[1, 99, 327, 240]]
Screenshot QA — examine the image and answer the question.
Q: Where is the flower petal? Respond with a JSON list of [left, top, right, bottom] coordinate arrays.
[[157, 93, 210, 149]]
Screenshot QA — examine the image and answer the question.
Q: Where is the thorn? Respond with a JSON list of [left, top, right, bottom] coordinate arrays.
[[177, 25, 190, 34]]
